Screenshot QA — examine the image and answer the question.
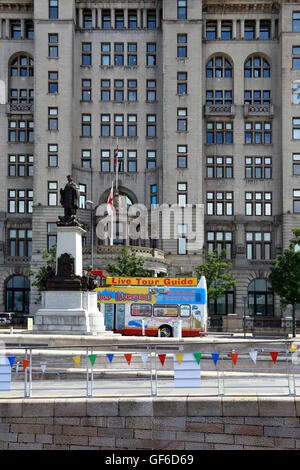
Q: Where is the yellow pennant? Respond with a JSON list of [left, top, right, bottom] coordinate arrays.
[[176, 353, 184, 365], [73, 356, 81, 368], [289, 343, 298, 353]]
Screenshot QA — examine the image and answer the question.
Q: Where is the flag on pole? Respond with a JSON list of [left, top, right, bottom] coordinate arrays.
[[107, 183, 114, 216], [114, 146, 119, 171]]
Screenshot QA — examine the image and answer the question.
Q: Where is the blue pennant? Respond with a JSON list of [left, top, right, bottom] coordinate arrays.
[[211, 353, 220, 366], [8, 357, 15, 368], [106, 354, 114, 363]]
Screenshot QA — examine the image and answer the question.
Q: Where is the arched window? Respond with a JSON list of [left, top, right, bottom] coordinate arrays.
[[208, 281, 234, 315], [9, 54, 34, 106], [248, 279, 274, 316], [206, 56, 232, 78], [5, 275, 30, 313], [244, 56, 270, 78], [206, 55, 233, 106], [10, 54, 34, 77]]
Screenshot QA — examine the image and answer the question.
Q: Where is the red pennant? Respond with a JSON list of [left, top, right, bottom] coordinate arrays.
[[22, 360, 30, 371], [230, 353, 238, 365], [124, 354, 132, 365], [270, 351, 279, 364], [158, 354, 166, 366]]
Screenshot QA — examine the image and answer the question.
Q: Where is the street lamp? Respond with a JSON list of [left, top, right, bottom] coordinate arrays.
[[85, 200, 94, 268], [242, 296, 248, 338]]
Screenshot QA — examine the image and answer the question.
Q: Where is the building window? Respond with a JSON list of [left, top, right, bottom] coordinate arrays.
[[115, 10, 124, 29], [8, 154, 34, 177], [177, 145, 188, 169], [114, 80, 124, 101], [81, 79, 91, 101], [11, 20, 21, 39], [81, 149, 91, 169], [79, 184, 86, 209], [49, 0, 58, 19], [129, 10, 137, 29], [244, 121, 272, 144], [81, 114, 91, 137], [47, 223, 57, 252], [292, 81, 300, 104], [151, 185, 158, 207], [101, 114, 110, 136], [244, 56, 270, 78], [293, 154, 300, 175], [146, 43, 156, 66], [83, 9, 92, 29], [177, 72, 187, 95], [293, 12, 300, 32], [101, 150, 110, 172], [207, 231, 233, 259], [177, 182, 187, 207], [206, 90, 232, 105], [128, 150, 137, 172], [293, 118, 300, 139], [48, 33, 58, 57], [147, 150, 156, 169], [128, 80, 137, 101], [127, 115, 137, 137], [101, 79, 111, 101], [47, 181, 58, 206], [244, 20, 255, 39], [206, 121, 233, 144], [248, 279, 274, 316], [10, 55, 34, 77], [5, 275, 30, 313], [245, 156, 272, 179], [48, 144, 58, 167], [9, 229, 32, 257], [293, 190, 300, 213], [82, 42, 91, 66], [177, 108, 188, 132], [206, 192, 233, 216], [206, 156, 233, 179], [178, 0, 187, 20], [48, 71, 58, 94], [8, 119, 34, 142], [206, 56, 232, 78], [147, 10, 156, 29], [25, 20, 34, 39], [260, 20, 271, 39], [48, 107, 58, 131], [177, 34, 187, 58], [128, 43, 137, 66], [102, 10, 111, 29], [146, 80, 156, 101], [244, 90, 271, 105], [206, 21, 217, 40], [101, 43, 111, 66], [209, 288, 234, 315], [9, 89, 34, 104], [221, 21, 232, 40], [114, 115, 124, 137], [114, 43, 124, 66], [245, 192, 272, 216], [178, 224, 187, 255], [8, 189, 33, 214], [246, 232, 271, 260], [147, 115, 156, 137]]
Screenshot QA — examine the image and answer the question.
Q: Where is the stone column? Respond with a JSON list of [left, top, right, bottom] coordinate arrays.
[[137, 9, 141, 28], [21, 18, 25, 39], [97, 8, 102, 29], [124, 8, 128, 29], [142, 9, 146, 28], [217, 20, 221, 39], [111, 9, 115, 28], [232, 20, 237, 39], [5, 18, 9, 39], [156, 8, 160, 29], [92, 8, 96, 29], [271, 18, 275, 39], [240, 19, 244, 39], [255, 19, 260, 39], [78, 8, 83, 29]]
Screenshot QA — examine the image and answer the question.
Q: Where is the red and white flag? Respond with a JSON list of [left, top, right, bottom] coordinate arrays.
[[107, 183, 114, 216], [114, 146, 119, 171]]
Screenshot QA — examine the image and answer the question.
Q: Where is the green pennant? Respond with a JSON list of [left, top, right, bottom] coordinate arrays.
[[193, 353, 202, 365], [88, 354, 97, 366]]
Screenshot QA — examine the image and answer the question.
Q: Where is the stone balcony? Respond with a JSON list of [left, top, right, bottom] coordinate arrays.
[[7, 103, 33, 114], [204, 104, 236, 117], [243, 104, 274, 118]]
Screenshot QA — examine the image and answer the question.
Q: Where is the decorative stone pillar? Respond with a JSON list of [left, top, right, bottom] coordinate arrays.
[[92, 8, 96, 29], [255, 19, 260, 39], [97, 8, 102, 29], [232, 20, 237, 39], [21, 18, 25, 39], [124, 8, 128, 29], [78, 8, 83, 29], [5, 18, 9, 39], [241, 19, 244, 39], [217, 20, 221, 39]]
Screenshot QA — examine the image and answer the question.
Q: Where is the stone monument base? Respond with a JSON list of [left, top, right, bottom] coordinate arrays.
[[33, 291, 108, 335]]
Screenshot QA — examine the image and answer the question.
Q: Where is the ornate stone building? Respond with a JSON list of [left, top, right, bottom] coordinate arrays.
[[0, 0, 299, 322]]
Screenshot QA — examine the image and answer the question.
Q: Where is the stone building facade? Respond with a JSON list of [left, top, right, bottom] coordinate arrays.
[[0, 0, 299, 320]]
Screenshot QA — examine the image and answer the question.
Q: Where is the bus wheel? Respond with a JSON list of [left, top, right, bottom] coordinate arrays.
[[159, 325, 172, 337]]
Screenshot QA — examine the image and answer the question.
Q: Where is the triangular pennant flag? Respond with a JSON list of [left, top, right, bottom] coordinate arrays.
[[158, 354, 166, 366], [89, 355, 97, 367], [22, 359, 30, 371], [141, 353, 149, 365], [107, 354, 114, 363], [73, 356, 81, 368], [175, 353, 184, 365], [124, 354, 132, 365], [270, 351, 279, 364], [230, 353, 238, 366], [211, 353, 219, 366], [40, 362, 47, 374], [8, 357, 15, 368], [249, 350, 258, 364], [290, 343, 298, 353], [193, 353, 202, 365]]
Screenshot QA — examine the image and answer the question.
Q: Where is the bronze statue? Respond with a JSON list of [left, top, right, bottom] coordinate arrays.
[[60, 175, 80, 218]]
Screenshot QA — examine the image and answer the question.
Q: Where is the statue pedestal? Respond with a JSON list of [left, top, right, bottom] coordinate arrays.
[[56, 225, 86, 276]]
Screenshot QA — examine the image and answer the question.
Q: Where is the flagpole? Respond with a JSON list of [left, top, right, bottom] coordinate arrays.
[[116, 139, 119, 192], [110, 180, 114, 246]]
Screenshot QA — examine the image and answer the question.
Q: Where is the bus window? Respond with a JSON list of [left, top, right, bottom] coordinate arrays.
[[153, 305, 178, 317], [180, 305, 190, 317], [131, 304, 152, 316]]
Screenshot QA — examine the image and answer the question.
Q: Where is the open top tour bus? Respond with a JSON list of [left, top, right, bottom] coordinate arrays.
[[96, 276, 207, 337]]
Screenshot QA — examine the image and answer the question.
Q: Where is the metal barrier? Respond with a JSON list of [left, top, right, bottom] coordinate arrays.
[[0, 343, 299, 398]]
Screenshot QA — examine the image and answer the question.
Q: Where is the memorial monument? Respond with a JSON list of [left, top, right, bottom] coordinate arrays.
[[33, 176, 106, 335]]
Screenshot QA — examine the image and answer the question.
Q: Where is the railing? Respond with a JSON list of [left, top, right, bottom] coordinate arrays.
[[204, 104, 235, 116], [0, 342, 298, 399], [9, 103, 33, 114], [244, 104, 274, 117]]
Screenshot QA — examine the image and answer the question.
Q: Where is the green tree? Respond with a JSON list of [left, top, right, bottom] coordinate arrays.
[[195, 249, 236, 305], [106, 247, 150, 278], [269, 228, 300, 337], [30, 244, 56, 303]]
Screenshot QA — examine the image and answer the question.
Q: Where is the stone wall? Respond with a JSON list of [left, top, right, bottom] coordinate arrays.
[[0, 397, 300, 450]]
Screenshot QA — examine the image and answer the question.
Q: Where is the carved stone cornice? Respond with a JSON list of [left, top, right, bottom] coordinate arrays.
[[203, 0, 280, 14], [0, 1, 33, 13]]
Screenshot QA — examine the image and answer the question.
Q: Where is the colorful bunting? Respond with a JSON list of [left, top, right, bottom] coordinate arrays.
[[193, 353, 202, 365], [22, 359, 30, 371], [124, 354, 132, 365], [175, 353, 184, 365], [73, 356, 81, 368], [230, 353, 238, 366], [211, 353, 219, 366], [141, 353, 149, 365], [107, 354, 114, 363], [40, 362, 47, 374], [289, 343, 298, 353], [8, 357, 15, 368], [158, 354, 166, 366], [249, 350, 258, 364], [270, 351, 279, 364], [88, 355, 97, 367]]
